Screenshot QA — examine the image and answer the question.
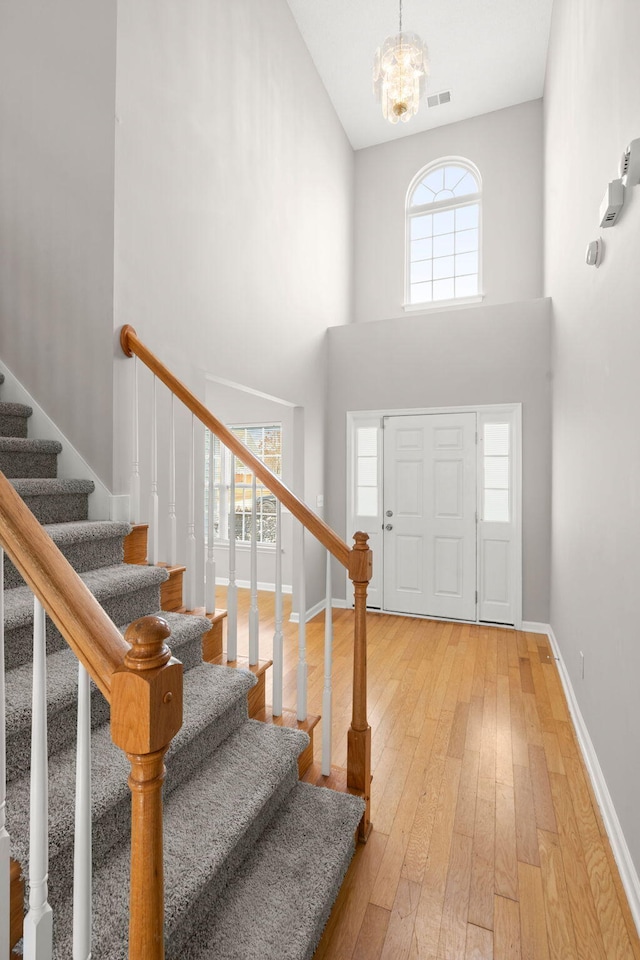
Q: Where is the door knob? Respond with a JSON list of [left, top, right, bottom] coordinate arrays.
[[385, 510, 393, 517], [385, 523, 393, 531]]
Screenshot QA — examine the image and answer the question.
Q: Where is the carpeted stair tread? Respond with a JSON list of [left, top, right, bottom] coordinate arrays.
[[9, 478, 94, 495], [0, 401, 32, 418], [4, 564, 168, 631], [0, 437, 62, 477], [4, 611, 218, 781], [4, 520, 133, 588], [0, 401, 32, 438], [9, 477, 95, 523], [48, 720, 309, 959], [42, 519, 131, 545], [182, 783, 365, 960], [8, 662, 261, 879], [0, 437, 62, 453]]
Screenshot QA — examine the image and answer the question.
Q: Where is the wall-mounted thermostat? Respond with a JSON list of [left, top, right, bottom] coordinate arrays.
[[599, 178, 625, 228], [619, 137, 640, 186], [585, 238, 603, 267]]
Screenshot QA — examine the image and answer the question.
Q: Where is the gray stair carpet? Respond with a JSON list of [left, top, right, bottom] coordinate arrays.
[[4, 520, 132, 589], [0, 400, 32, 437], [1, 378, 363, 959], [0, 437, 62, 478]]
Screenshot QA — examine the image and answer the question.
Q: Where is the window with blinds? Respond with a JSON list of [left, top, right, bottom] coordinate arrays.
[[356, 426, 379, 517], [483, 423, 510, 522]]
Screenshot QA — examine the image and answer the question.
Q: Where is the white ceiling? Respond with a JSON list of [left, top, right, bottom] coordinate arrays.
[[285, 0, 554, 151]]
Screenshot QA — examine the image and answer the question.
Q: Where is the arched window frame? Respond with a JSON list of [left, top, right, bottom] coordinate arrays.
[[404, 157, 483, 310]]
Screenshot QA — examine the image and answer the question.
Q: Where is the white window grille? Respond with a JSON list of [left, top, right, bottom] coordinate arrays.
[[205, 424, 282, 545], [406, 158, 482, 307]]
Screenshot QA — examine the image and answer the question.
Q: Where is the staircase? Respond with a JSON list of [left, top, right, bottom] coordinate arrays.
[[0, 374, 364, 958]]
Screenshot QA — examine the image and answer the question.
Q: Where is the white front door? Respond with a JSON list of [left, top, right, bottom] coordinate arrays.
[[382, 413, 477, 620]]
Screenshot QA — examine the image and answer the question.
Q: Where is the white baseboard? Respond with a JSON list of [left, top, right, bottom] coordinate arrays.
[[289, 597, 348, 623], [289, 598, 325, 624], [0, 358, 114, 521], [521, 620, 552, 634], [531, 622, 640, 935]]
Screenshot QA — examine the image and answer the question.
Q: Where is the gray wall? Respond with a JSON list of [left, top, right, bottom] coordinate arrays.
[[354, 99, 543, 324], [0, 0, 117, 483], [545, 0, 640, 878], [326, 298, 552, 622], [112, 0, 354, 607]]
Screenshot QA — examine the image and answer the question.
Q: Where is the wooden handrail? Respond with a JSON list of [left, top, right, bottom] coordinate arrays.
[[120, 323, 373, 840], [120, 325, 351, 569], [0, 471, 128, 698]]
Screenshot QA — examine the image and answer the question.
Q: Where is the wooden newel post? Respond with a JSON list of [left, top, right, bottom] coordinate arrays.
[[111, 616, 183, 959], [347, 531, 373, 842]]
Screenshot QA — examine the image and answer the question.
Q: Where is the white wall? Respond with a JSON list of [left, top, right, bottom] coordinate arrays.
[[326, 298, 552, 622], [354, 99, 543, 324], [112, 0, 354, 609], [545, 0, 640, 887], [0, 0, 117, 484]]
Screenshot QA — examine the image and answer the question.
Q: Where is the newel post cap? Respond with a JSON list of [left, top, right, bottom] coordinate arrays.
[[111, 616, 183, 756], [348, 531, 373, 583]]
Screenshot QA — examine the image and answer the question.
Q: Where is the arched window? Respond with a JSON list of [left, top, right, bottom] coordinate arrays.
[[406, 158, 482, 306]]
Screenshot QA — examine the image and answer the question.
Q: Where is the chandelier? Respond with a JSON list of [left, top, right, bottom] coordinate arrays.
[[373, 0, 429, 124]]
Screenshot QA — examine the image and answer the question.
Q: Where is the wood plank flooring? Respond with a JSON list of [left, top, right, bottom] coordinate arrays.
[[214, 588, 640, 960]]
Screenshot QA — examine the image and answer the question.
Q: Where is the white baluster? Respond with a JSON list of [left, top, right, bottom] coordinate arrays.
[[227, 463, 238, 662], [130, 357, 140, 523], [72, 663, 91, 960], [186, 414, 197, 611], [148, 376, 159, 566], [23, 598, 53, 960], [297, 525, 308, 722], [168, 394, 177, 566], [248, 474, 259, 666], [0, 551, 10, 960], [205, 431, 216, 614], [322, 552, 333, 776], [272, 502, 283, 717]]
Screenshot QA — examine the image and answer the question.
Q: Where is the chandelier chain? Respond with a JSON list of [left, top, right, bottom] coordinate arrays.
[[399, 0, 403, 34]]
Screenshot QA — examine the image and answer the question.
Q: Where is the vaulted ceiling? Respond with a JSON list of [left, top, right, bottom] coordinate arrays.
[[286, 0, 554, 150]]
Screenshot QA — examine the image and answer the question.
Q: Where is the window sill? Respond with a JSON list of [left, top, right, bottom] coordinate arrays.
[[402, 294, 485, 313]]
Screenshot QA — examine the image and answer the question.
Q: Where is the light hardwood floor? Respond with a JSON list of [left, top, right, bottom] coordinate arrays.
[[216, 587, 640, 960]]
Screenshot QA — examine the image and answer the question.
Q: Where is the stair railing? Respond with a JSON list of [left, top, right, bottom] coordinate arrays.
[[120, 324, 373, 838], [0, 472, 182, 958]]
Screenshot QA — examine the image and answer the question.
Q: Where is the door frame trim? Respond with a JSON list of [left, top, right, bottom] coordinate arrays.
[[346, 403, 523, 629]]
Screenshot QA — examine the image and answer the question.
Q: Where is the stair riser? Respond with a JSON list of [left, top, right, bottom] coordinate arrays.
[[18, 492, 90, 524], [4, 536, 125, 590], [4, 584, 163, 671], [0, 450, 58, 478], [0, 414, 29, 438], [167, 764, 300, 958]]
